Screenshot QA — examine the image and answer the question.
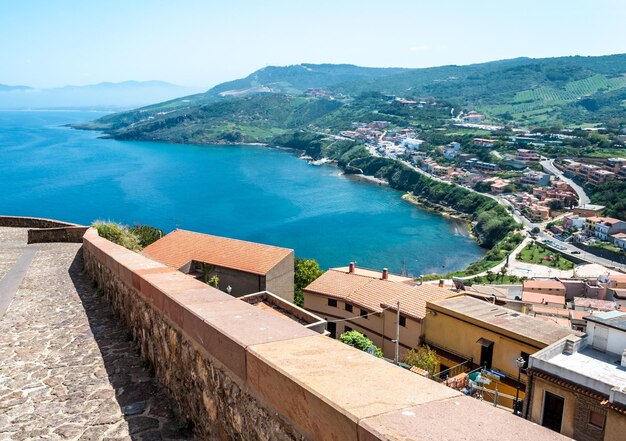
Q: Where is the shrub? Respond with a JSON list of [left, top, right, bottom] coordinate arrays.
[[339, 331, 383, 358], [404, 346, 439, 376], [92, 220, 142, 251], [130, 224, 164, 248]]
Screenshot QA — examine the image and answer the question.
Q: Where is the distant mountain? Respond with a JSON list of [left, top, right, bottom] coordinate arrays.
[[0, 84, 32, 92], [0, 81, 205, 110], [206, 63, 411, 98], [75, 54, 626, 143]]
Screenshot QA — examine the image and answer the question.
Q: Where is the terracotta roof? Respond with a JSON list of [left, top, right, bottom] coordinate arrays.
[[332, 266, 413, 283], [573, 297, 618, 311], [612, 233, 626, 238], [303, 269, 459, 321], [142, 229, 292, 275], [523, 279, 566, 290]]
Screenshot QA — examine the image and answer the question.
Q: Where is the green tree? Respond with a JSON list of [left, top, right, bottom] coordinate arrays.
[[499, 266, 507, 282], [294, 257, 324, 307], [339, 331, 383, 358], [485, 270, 496, 283], [130, 224, 164, 248], [404, 345, 439, 377]]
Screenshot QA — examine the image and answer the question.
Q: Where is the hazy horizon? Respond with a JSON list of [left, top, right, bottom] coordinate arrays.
[[1, 0, 624, 89]]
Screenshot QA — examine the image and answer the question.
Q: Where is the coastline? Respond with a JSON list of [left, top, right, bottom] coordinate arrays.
[[73, 126, 509, 276]]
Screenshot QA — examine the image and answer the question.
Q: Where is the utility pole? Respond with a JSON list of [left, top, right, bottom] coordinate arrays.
[[394, 301, 400, 365]]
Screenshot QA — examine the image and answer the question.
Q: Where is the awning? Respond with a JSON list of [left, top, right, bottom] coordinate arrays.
[[476, 337, 494, 348]]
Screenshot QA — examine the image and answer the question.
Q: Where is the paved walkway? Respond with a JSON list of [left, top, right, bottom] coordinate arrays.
[[0, 227, 194, 441]]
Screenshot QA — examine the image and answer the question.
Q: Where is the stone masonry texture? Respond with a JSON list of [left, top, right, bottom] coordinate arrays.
[[0, 227, 195, 441], [83, 243, 305, 441]]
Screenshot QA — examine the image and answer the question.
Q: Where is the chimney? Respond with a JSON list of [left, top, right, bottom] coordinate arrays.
[[438, 279, 444, 288], [382, 268, 388, 280], [349, 262, 355, 274]]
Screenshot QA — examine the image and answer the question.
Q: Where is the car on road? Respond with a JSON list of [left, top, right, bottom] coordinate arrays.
[[571, 250, 581, 254]]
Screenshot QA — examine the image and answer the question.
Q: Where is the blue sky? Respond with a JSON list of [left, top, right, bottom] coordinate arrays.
[[1, 0, 624, 88]]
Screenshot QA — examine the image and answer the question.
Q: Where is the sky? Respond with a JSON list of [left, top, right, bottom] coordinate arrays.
[[1, 0, 625, 89]]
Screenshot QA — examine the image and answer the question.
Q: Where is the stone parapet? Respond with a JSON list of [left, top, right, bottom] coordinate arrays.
[[27, 226, 89, 243], [0, 215, 78, 228], [82, 227, 569, 441]]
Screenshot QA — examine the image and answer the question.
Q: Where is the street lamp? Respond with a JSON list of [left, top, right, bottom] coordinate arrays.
[[514, 356, 526, 416]]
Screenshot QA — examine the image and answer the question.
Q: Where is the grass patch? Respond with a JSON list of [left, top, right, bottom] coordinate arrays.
[[517, 242, 575, 270], [92, 221, 142, 251]]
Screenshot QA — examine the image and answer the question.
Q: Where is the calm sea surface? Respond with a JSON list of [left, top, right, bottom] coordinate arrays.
[[0, 110, 485, 275]]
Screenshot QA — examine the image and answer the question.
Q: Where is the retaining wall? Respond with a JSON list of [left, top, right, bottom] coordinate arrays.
[[82, 228, 568, 441]]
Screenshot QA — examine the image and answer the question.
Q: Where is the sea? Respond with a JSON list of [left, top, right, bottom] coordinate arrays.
[[0, 110, 485, 276]]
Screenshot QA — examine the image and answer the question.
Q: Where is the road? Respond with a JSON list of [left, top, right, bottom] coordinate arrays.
[[540, 158, 590, 206]]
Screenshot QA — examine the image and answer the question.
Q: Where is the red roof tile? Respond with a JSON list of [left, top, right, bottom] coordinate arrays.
[[304, 270, 459, 320], [142, 229, 292, 275]]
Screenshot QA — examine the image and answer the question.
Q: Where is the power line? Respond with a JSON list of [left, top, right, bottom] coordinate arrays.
[[323, 301, 397, 324]]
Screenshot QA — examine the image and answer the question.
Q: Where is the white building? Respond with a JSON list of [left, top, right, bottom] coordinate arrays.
[[402, 138, 425, 150]]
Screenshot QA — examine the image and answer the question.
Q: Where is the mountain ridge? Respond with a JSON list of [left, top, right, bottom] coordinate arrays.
[[75, 54, 626, 141]]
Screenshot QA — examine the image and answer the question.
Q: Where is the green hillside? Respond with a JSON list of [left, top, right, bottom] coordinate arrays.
[[331, 54, 626, 124], [76, 54, 626, 141]]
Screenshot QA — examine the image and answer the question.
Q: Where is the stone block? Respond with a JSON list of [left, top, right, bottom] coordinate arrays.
[[247, 335, 460, 441], [358, 395, 569, 441], [131, 267, 175, 291], [182, 300, 316, 383]]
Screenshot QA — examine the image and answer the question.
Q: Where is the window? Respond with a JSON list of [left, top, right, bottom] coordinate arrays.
[[328, 298, 337, 308], [326, 322, 336, 339], [360, 309, 368, 319], [399, 315, 406, 327], [345, 303, 353, 313], [345, 326, 352, 333], [589, 410, 605, 429]]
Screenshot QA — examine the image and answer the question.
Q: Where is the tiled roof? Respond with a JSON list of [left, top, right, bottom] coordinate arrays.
[[303, 270, 458, 321], [142, 229, 292, 275]]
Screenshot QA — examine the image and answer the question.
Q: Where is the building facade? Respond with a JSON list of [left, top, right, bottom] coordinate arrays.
[[303, 265, 459, 359], [526, 311, 626, 441]]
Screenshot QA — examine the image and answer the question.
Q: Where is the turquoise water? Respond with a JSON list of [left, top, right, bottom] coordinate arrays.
[[0, 110, 484, 275]]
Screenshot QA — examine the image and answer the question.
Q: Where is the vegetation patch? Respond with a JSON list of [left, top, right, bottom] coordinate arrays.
[[517, 242, 575, 270], [92, 221, 164, 251]]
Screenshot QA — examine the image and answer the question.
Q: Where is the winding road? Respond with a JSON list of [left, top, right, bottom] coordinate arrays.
[[540, 158, 591, 206]]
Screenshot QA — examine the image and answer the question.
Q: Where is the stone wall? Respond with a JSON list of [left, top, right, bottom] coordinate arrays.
[[576, 243, 626, 265], [573, 394, 606, 441], [27, 226, 89, 244], [0, 215, 77, 228], [82, 227, 570, 441]]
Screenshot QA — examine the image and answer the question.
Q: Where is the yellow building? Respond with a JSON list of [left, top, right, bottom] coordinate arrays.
[[423, 296, 581, 409], [303, 265, 460, 360]]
